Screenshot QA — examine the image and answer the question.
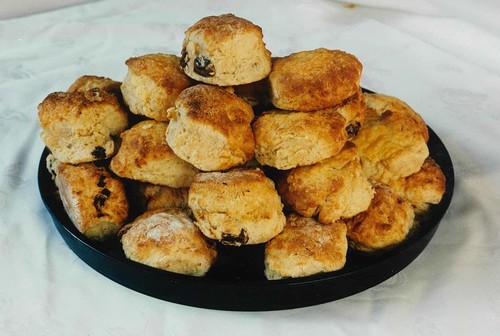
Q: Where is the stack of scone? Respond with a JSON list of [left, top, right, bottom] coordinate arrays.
[[38, 13, 446, 280]]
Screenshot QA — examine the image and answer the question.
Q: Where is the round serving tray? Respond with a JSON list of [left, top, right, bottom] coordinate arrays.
[[38, 125, 454, 311]]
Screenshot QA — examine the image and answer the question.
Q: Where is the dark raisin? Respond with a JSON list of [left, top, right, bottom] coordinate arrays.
[[194, 56, 215, 77], [346, 122, 361, 137], [101, 188, 111, 197], [180, 48, 189, 68], [91, 146, 106, 159], [221, 229, 249, 246], [93, 194, 107, 211], [97, 175, 106, 188]]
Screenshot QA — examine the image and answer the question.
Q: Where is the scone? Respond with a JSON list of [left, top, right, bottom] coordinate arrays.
[[386, 157, 446, 212], [277, 142, 373, 224], [67, 75, 122, 96], [352, 94, 429, 182], [140, 183, 189, 211], [253, 108, 348, 170], [38, 89, 128, 164], [188, 169, 286, 246], [54, 162, 129, 240], [265, 214, 347, 280], [120, 208, 217, 277], [180, 14, 272, 86], [346, 183, 415, 252], [334, 89, 366, 138], [269, 48, 362, 111], [121, 53, 193, 121], [166, 84, 255, 171], [110, 120, 198, 188]]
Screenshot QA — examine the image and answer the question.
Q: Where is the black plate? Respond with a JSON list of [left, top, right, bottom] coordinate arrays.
[[38, 126, 454, 311]]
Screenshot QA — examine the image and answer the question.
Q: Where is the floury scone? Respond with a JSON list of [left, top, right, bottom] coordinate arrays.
[[180, 14, 272, 86]]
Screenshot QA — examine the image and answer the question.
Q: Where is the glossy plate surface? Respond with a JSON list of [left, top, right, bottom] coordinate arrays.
[[38, 126, 454, 311]]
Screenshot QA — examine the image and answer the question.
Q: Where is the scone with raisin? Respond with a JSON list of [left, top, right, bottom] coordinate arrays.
[[38, 89, 128, 164], [346, 183, 415, 252], [110, 120, 198, 188], [265, 214, 348, 280], [334, 88, 366, 138], [253, 108, 347, 170], [269, 48, 362, 111], [121, 53, 193, 121], [67, 75, 122, 97], [180, 14, 272, 86], [120, 208, 217, 277], [188, 169, 286, 246], [53, 161, 129, 240], [166, 84, 255, 171], [277, 142, 373, 224], [353, 93, 429, 183]]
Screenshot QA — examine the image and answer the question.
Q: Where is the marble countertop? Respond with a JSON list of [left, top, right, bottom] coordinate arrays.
[[1, 0, 499, 335]]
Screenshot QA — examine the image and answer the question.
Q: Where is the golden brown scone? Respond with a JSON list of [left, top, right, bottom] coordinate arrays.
[[269, 48, 362, 111], [110, 120, 198, 188], [346, 182, 415, 252], [364, 93, 429, 142], [180, 14, 272, 86], [54, 162, 128, 240], [121, 53, 193, 121], [188, 169, 286, 246], [253, 108, 347, 169], [277, 142, 373, 224], [264, 214, 347, 280], [334, 89, 366, 138], [352, 94, 429, 183], [38, 89, 128, 164], [120, 208, 217, 277], [166, 84, 255, 171], [140, 183, 189, 211], [67, 75, 122, 96], [386, 157, 446, 212]]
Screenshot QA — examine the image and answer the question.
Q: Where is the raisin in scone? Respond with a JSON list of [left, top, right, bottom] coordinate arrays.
[[67, 75, 122, 96], [120, 208, 217, 277], [253, 108, 348, 170], [277, 142, 373, 224], [269, 48, 362, 111], [265, 214, 348, 280], [54, 161, 129, 240], [166, 84, 255, 171], [38, 89, 128, 164], [188, 169, 286, 246], [346, 182, 415, 252], [110, 120, 198, 188], [180, 14, 272, 86], [121, 53, 193, 121]]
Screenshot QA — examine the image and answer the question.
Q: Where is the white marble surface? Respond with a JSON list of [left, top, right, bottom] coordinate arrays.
[[1, 0, 499, 334]]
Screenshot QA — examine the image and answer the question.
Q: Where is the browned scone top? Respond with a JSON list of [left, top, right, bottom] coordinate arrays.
[[121, 53, 193, 121], [120, 208, 217, 277], [346, 182, 415, 252], [110, 120, 198, 188], [253, 108, 348, 170], [264, 214, 348, 280], [334, 88, 366, 138], [166, 84, 255, 171], [269, 48, 362, 111], [38, 89, 128, 164], [181, 14, 272, 85], [54, 162, 129, 241], [188, 168, 286, 246], [67, 75, 122, 95]]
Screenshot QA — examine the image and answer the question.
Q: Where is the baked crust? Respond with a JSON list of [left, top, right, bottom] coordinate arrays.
[[38, 89, 128, 164], [55, 162, 128, 240], [166, 84, 255, 171], [269, 48, 362, 111], [264, 214, 347, 279], [188, 169, 286, 245], [110, 120, 198, 187], [253, 108, 348, 170], [120, 208, 217, 276]]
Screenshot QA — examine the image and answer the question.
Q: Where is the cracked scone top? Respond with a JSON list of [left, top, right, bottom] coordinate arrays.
[[180, 14, 272, 86]]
